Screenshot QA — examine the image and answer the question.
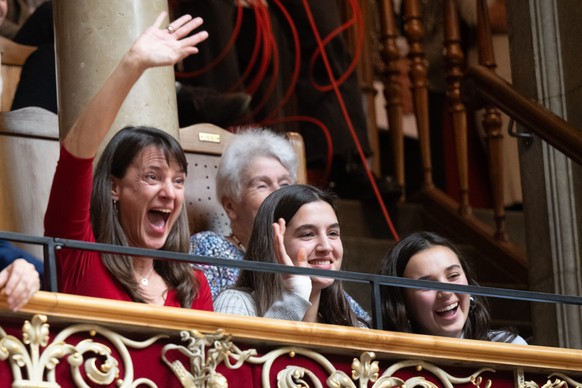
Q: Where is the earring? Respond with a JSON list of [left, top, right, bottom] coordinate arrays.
[[469, 296, 476, 312], [113, 199, 119, 213]]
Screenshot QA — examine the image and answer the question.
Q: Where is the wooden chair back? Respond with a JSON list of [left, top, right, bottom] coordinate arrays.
[[180, 123, 235, 236]]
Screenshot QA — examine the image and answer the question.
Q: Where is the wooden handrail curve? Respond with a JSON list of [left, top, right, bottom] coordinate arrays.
[[462, 65, 582, 166]]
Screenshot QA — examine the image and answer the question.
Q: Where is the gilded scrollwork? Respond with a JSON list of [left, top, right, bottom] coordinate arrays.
[[328, 353, 493, 388], [2, 314, 579, 388], [161, 329, 258, 387], [521, 374, 582, 388], [382, 359, 494, 388], [0, 314, 166, 387], [162, 336, 495, 388]]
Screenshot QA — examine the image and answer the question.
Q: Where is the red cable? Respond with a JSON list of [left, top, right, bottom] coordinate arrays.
[[244, 3, 276, 96], [301, 0, 400, 241], [249, 2, 333, 172], [233, 4, 263, 94], [264, 0, 301, 120], [260, 115, 334, 181], [307, 0, 364, 93], [174, 1, 244, 83]]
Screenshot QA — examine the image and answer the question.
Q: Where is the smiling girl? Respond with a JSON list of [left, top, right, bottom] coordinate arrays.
[[213, 184, 365, 327], [378, 231, 526, 343]]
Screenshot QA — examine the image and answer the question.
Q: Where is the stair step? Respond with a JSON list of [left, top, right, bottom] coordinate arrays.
[[472, 207, 526, 250], [340, 235, 393, 317], [342, 236, 395, 273], [337, 199, 401, 239]]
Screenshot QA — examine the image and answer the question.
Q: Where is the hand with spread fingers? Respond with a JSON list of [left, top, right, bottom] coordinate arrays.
[[273, 218, 312, 300], [129, 12, 209, 71], [0, 258, 40, 311]]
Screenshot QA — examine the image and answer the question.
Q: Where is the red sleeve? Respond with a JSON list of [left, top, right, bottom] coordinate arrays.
[[192, 270, 213, 311], [45, 145, 94, 240]]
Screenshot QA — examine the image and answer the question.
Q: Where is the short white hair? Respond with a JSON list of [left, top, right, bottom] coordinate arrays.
[[216, 128, 298, 202]]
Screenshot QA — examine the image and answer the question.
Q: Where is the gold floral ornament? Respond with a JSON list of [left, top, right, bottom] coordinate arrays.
[[0, 314, 167, 387], [161, 329, 258, 387], [328, 353, 495, 388], [521, 374, 582, 388]]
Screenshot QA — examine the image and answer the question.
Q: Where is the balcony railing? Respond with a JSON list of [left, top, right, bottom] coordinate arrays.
[[2, 230, 582, 386]]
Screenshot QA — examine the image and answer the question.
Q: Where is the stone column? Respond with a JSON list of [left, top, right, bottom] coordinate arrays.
[[508, 0, 582, 348], [53, 0, 179, 153]]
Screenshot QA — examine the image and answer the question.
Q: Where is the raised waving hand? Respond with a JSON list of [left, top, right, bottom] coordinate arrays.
[[64, 11, 209, 159], [129, 12, 208, 70]]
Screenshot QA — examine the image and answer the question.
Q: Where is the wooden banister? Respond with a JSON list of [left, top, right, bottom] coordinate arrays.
[[403, 0, 433, 190], [443, 0, 470, 216], [462, 65, 582, 166], [476, 0, 508, 241], [377, 0, 406, 201]]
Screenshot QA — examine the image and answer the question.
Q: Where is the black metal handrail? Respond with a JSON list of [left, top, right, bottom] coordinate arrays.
[[2, 230, 582, 331]]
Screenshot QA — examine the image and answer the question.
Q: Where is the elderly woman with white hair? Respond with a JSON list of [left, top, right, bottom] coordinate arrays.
[[190, 128, 370, 322]]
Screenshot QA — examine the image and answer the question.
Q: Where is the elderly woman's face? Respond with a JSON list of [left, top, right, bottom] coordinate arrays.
[[112, 145, 186, 250], [236, 156, 292, 226]]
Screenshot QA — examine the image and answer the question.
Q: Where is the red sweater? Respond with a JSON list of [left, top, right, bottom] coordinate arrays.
[[44, 146, 212, 311]]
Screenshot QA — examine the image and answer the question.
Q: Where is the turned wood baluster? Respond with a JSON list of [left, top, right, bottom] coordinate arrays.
[[339, 0, 382, 177], [357, 0, 382, 177], [377, 0, 405, 200], [403, 0, 433, 189], [477, 0, 508, 241], [443, 0, 471, 215]]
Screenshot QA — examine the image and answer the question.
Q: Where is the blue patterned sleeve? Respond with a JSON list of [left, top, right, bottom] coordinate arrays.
[[345, 292, 371, 324], [190, 231, 243, 300]]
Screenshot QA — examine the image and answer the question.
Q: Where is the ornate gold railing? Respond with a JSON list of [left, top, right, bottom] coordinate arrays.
[[2, 291, 582, 387], [2, 231, 582, 386]]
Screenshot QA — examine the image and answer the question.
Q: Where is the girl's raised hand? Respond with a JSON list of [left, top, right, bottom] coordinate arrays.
[[273, 218, 311, 299]]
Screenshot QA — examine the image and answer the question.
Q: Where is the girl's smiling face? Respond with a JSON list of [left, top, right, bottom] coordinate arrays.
[[402, 246, 470, 338], [283, 200, 343, 291]]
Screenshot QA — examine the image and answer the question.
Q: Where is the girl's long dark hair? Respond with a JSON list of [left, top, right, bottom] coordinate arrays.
[[91, 126, 197, 307], [377, 231, 516, 341], [236, 184, 361, 327]]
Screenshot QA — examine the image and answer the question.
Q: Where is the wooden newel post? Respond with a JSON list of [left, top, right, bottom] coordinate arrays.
[[53, 0, 179, 156]]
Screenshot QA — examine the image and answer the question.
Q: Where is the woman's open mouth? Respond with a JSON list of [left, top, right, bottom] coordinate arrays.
[[147, 208, 172, 233]]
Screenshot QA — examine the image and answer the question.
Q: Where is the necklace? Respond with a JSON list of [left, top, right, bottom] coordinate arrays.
[[230, 234, 246, 253], [136, 265, 154, 286]]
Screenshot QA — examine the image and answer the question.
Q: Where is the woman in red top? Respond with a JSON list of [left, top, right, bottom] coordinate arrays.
[[44, 12, 212, 310]]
